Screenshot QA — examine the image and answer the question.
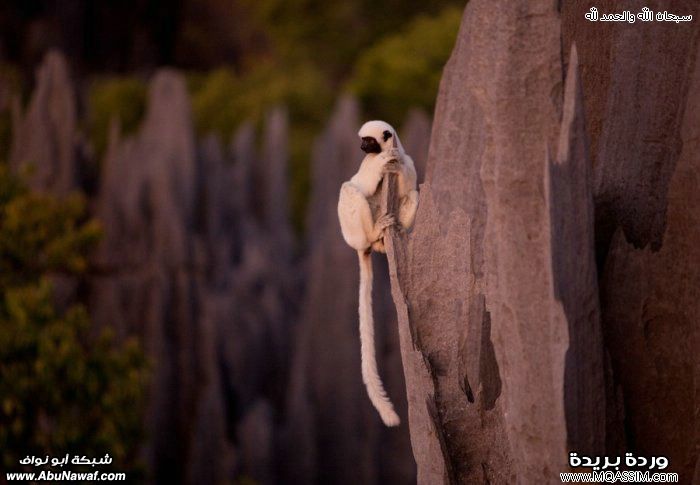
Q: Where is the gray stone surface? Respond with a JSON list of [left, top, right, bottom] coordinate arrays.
[[385, 2, 605, 484], [381, 2, 699, 484], [563, 1, 700, 253], [548, 46, 605, 460], [10, 50, 77, 194], [400, 109, 431, 183], [563, 3, 699, 481]]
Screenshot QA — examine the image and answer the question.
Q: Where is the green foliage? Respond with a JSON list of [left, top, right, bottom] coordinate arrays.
[[189, 61, 329, 142], [0, 166, 148, 473], [88, 77, 147, 157], [240, 0, 463, 80], [189, 61, 332, 234], [349, 7, 462, 122], [0, 178, 101, 288]]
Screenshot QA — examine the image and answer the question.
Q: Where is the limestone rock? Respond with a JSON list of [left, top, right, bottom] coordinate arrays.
[[90, 70, 295, 484], [10, 50, 77, 194], [258, 107, 294, 258], [562, 1, 700, 253], [383, 2, 699, 483], [92, 70, 203, 483], [400, 109, 431, 183], [563, 3, 700, 479], [547, 46, 605, 459], [385, 3, 604, 483]]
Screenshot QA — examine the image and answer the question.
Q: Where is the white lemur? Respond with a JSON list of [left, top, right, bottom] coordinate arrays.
[[337, 120, 419, 426]]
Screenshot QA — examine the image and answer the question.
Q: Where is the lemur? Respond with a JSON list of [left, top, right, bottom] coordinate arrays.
[[337, 120, 419, 426]]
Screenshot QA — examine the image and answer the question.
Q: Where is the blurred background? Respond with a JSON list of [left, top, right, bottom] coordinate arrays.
[[0, 1, 466, 483]]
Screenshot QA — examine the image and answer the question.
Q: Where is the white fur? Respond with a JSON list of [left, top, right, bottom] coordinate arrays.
[[337, 120, 419, 426]]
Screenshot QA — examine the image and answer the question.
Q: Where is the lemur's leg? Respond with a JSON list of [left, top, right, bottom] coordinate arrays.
[[338, 182, 395, 251], [398, 189, 419, 230], [371, 240, 386, 254]]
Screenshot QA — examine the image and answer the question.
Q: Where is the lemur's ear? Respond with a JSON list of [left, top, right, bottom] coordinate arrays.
[[382, 130, 392, 142]]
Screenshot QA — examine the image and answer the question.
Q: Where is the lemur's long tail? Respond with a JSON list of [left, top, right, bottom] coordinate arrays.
[[357, 250, 400, 426]]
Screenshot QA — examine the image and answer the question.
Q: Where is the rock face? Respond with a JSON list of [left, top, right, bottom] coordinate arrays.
[[282, 96, 415, 485], [563, 4, 700, 480], [562, 1, 700, 254], [400, 109, 431, 183], [385, 1, 699, 483], [386, 2, 593, 482]]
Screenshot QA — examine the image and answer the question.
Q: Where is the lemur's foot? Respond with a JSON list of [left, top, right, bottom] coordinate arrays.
[[375, 213, 395, 230]]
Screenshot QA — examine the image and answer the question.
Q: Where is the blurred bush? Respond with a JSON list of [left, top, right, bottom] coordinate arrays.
[[87, 76, 147, 157], [349, 7, 462, 122], [0, 165, 148, 474], [240, 0, 463, 80], [189, 61, 329, 141]]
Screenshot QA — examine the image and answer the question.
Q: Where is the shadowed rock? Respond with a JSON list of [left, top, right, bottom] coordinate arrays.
[[562, 1, 700, 254], [563, 3, 700, 480], [597, 69, 700, 472], [548, 45, 605, 459]]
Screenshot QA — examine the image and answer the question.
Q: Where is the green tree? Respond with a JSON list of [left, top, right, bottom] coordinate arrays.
[[0, 165, 148, 475], [349, 6, 463, 122], [240, 0, 464, 82]]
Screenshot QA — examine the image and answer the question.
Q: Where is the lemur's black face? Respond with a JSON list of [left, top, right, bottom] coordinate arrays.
[[361, 137, 382, 154]]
